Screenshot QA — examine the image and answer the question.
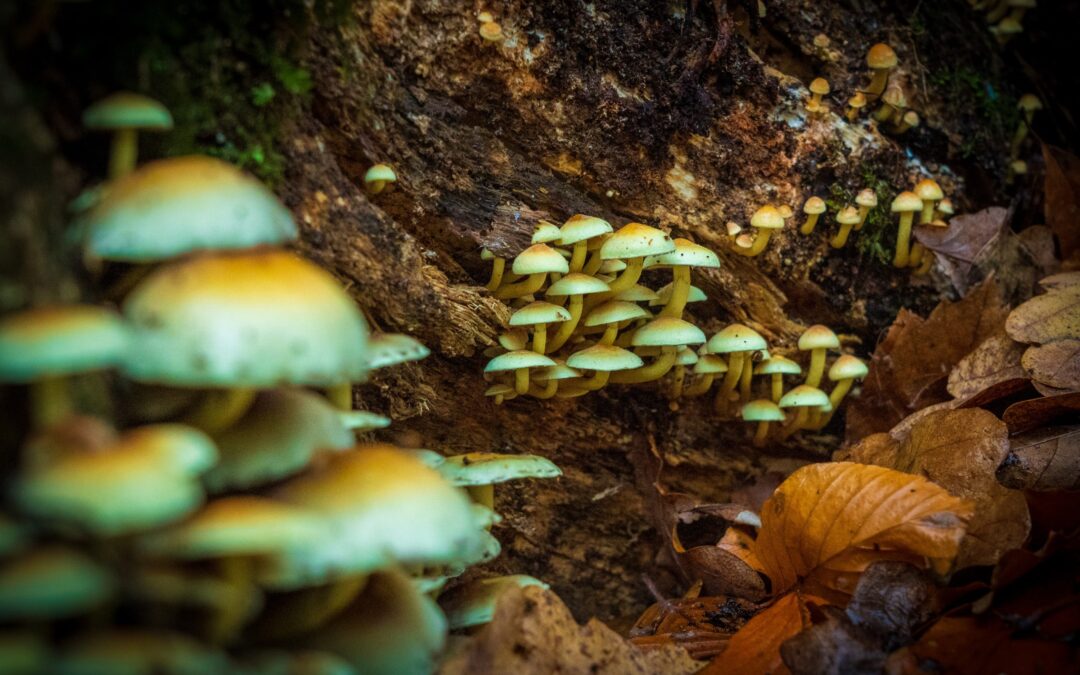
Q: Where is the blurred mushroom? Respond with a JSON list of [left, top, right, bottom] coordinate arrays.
[[800, 197, 826, 235], [742, 400, 785, 447], [864, 43, 898, 99], [364, 164, 397, 195], [82, 92, 173, 179]]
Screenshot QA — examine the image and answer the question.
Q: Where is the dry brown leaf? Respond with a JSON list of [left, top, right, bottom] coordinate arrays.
[[846, 279, 1008, 442], [752, 462, 973, 598], [998, 425, 1080, 491], [1005, 282, 1080, 345], [1039, 271, 1080, 289], [833, 433, 900, 466], [892, 409, 1030, 568], [1003, 391, 1080, 434], [1043, 144, 1080, 259], [947, 332, 1028, 400], [1017, 225, 1061, 273], [700, 592, 814, 675], [1021, 340, 1080, 391], [914, 208, 1009, 293]]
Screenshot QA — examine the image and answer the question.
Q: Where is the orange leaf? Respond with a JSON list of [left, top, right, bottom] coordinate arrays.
[[700, 591, 815, 675], [753, 463, 973, 598]]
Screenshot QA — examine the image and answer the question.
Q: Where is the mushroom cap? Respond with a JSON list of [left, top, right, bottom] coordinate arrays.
[[652, 282, 707, 306], [123, 250, 371, 388], [755, 355, 802, 376], [798, 324, 840, 351], [545, 273, 610, 297], [508, 301, 572, 327], [366, 333, 430, 370], [364, 163, 397, 184], [805, 99, 823, 114], [531, 221, 563, 245], [497, 330, 528, 351], [532, 360, 581, 382], [511, 244, 570, 275], [14, 422, 215, 536], [828, 354, 869, 381], [707, 323, 767, 354], [693, 354, 728, 374], [631, 317, 706, 347], [613, 284, 660, 303], [137, 496, 324, 560], [599, 223, 675, 260], [900, 110, 920, 127], [566, 344, 643, 372], [890, 191, 923, 213], [995, 17, 1022, 34], [53, 630, 229, 675], [914, 179, 944, 202], [599, 259, 627, 273], [436, 453, 561, 486], [84, 156, 298, 262], [82, 92, 173, 131], [836, 206, 861, 225], [675, 347, 699, 366], [855, 189, 878, 208], [440, 575, 549, 630], [881, 84, 906, 108], [735, 233, 755, 249], [866, 43, 898, 69], [803, 197, 826, 215], [1011, 159, 1029, 174], [584, 300, 650, 327], [271, 446, 489, 585], [809, 77, 830, 95], [477, 10, 494, 22], [484, 383, 516, 397], [480, 248, 495, 261], [936, 198, 955, 216], [643, 237, 720, 269], [848, 92, 867, 108], [779, 385, 830, 408], [1018, 93, 1042, 111], [778, 205, 794, 219], [0, 305, 128, 382], [750, 205, 785, 230], [742, 399, 785, 422], [558, 214, 613, 245], [0, 547, 114, 621], [479, 20, 504, 41], [484, 350, 556, 373], [204, 389, 356, 494]]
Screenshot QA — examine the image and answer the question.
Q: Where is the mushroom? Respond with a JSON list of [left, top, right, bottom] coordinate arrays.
[[652, 282, 707, 309], [800, 197, 826, 235], [778, 205, 794, 220], [892, 110, 920, 134], [1012, 93, 1042, 158], [583, 300, 649, 346], [778, 385, 830, 435], [559, 214, 613, 272], [890, 191, 923, 268], [434, 452, 561, 509], [609, 318, 705, 384], [529, 360, 581, 399], [736, 206, 785, 257], [566, 344, 643, 390], [706, 324, 768, 416], [935, 198, 955, 221], [863, 43, 898, 99], [82, 92, 173, 179], [824, 354, 868, 420], [366, 332, 431, 370], [642, 238, 720, 318], [0, 546, 114, 622], [613, 284, 661, 304], [830, 206, 862, 249], [742, 400, 785, 448], [914, 178, 944, 224], [484, 383, 516, 405], [598, 222, 676, 295], [481, 248, 506, 291], [755, 355, 802, 402], [543, 273, 609, 352], [532, 220, 563, 245], [735, 232, 755, 250], [807, 77, 830, 113], [83, 155, 298, 263], [493, 243, 569, 299], [992, 15, 1022, 43], [798, 324, 840, 388], [439, 575, 549, 630], [683, 354, 728, 397], [854, 188, 878, 230], [912, 219, 948, 276], [479, 20, 504, 42], [364, 164, 397, 195], [669, 347, 699, 399], [0, 305, 129, 427], [509, 300, 572, 355], [484, 350, 556, 395], [874, 83, 906, 122], [845, 92, 867, 120]]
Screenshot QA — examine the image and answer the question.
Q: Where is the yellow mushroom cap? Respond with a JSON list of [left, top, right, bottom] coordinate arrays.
[[779, 385, 830, 408], [675, 347, 699, 366], [881, 84, 907, 108], [566, 344, 643, 371], [809, 78, 830, 95], [511, 244, 570, 275], [798, 324, 840, 350], [755, 355, 802, 376], [742, 399, 785, 422], [828, 354, 869, 381], [1018, 93, 1042, 112], [0, 305, 128, 382], [750, 205, 785, 230], [545, 273, 610, 297], [631, 317, 706, 347], [1011, 160, 1029, 175], [856, 189, 878, 208], [509, 301, 572, 327], [891, 191, 923, 213], [936, 198, 955, 216], [584, 301, 650, 327], [995, 17, 1022, 35], [599, 223, 675, 260], [531, 221, 563, 244], [477, 11, 494, 22], [644, 238, 720, 269], [837, 206, 861, 225], [484, 350, 556, 373], [848, 92, 867, 108], [364, 164, 397, 185], [485, 383, 515, 398], [559, 214, 613, 245], [479, 21, 503, 41], [900, 110, 919, 127], [914, 179, 944, 202], [693, 354, 728, 374], [613, 284, 660, 303], [866, 43, 898, 69], [803, 197, 826, 215], [707, 324, 768, 353], [532, 360, 581, 382], [735, 233, 755, 249], [652, 282, 706, 306]]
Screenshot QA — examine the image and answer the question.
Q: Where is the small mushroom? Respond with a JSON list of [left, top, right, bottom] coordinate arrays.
[[683, 354, 728, 397], [1011, 93, 1042, 158], [529, 360, 581, 399], [890, 191, 923, 268], [992, 15, 1023, 43], [543, 273, 610, 352], [566, 344, 643, 390], [494, 244, 569, 299], [874, 83, 906, 122], [598, 222, 676, 294], [742, 400, 785, 447], [892, 110, 920, 134], [509, 300, 572, 355], [845, 92, 867, 121], [642, 238, 720, 319], [479, 20, 504, 42], [829, 206, 862, 249], [532, 220, 563, 245], [558, 215, 613, 272], [800, 197, 826, 235], [935, 198, 955, 221], [706, 324, 768, 416], [485, 350, 556, 395], [584, 300, 649, 346], [364, 163, 397, 195], [778, 385, 830, 435], [82, 92, 173, 179], [0, 546, 114, 622], [754, 355, 801, 403], [914, 178, 944, 224], [824, 355, 868, 417], [481, 248, 506, 291], [854, 189, 878, 231], [609, 318, 706, 384], [798, 324, 840, 388], [807, 77, 830, 114], [669, 347, 699, 399], [736, 206, 785, 257], [484, 383, 516, 405], [435, 452, 561, 509], [366, 332, 430, 370], [863, 43, 898, 100]]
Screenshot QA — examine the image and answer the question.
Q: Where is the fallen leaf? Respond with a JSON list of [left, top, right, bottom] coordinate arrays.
[[998, 425, 1080, 491], [1033, 380, 1077, 397], [833, 433, 900, 466], [947, 332, 1028, 400], [1039, 271, 1080, 289], [753, 462, 973, 598], [1005, 282, 1080, 345], [846, 279, 1009, 442], [1021, 340, 1080, 390], [1043, 144, 1080, 259], [780, 607, 884, 675], [700, 592, 814, 675], [843, 561, 938, 647], [913, 208, 1008, 293], [678, 542, 768, 600], [1017, 225, 1060, 273], [671, 504, 768, 599], [891, 409, 1030, 568], [718, 527, 767, 575], [1002, 392, 1080, 434]]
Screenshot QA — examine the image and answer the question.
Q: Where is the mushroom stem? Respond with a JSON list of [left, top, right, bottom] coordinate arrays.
[[609, 347, 677, 384], [770, 374, 784, 403], [108, 128, 139, 180], [494, 273, 546, 299], [865, 70, 889, 99], [513, 368, 531, 395], [467, 484, 495, 510], [670, 365, 685, 399], [30, 376, 72, 429], [326, 382, 353, 410], [855, 206, 870, 231], [546, 296, 583, 353], [580, 370, 611, 391], [828, 378, 855, 410], [805, 349, 827, 388], [485, 257, 506, 291], [603, 257, 645, 295], [684, 373, 714, 397], [532, 323, 548, 355], [582, 250, 605, 276], [893, 213, 915, 267], [800, 213, 821, 235], [736, 231, 773, 257], [752, 421, 771, 448], [528, 380, 559, 399], [909, 243, 925, 267], [739, 356, 754, 403], [209, 556, 254, 644], [599, 324, 619, 345], [659, 267, 692, 318], [914, 253, 934, 276], [919, 202, 935, 225], [569, 242, 589, 273], [830, 221, 856, 248], [182, 388, 256, 433], [716, 352, 745, 416]]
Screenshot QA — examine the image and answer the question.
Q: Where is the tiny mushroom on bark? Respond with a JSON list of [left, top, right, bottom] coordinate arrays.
[[509, 301, 572, 355], [890, 191, 923, 268], [364, 164, 397, 195], [846, 92, 867, 120], [935, 198, 954, 221], [742, 400, 785, 448], [826, 354, 869, 412], [494, 244, 569, 299], [798, 324, 840, 388], [914, 178, 944, 224], [479, 21, 504, 42], [807, 77, 830, 113], [683, 354, 728, 397], [484, 350, 556, 396], [800, 197, 826, 235], [893, 110, 919, 134], [707, 324, 768, 416], [584, 300, 650, 346], [82, 92, 173, 179], [669, 347, 699, 399], [484, 383, 516, 405], [737, 206, 785, 257], [755, 355, 801, 403], [854, 189, 878, 230], [529, 360, 581, 399], [610, 317, 706, 384], [481, 248, 506, 291], [864, 43, 898, 99], [435, 452, 561, 509], [874, 83, 906, 122], [830, 206, 862, 249], [643, 238, 719, 319], [779, 385, 830, 435]]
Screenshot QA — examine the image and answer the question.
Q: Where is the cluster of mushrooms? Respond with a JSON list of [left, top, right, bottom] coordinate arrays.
[[805, 43, 920, 136], [0, 93, 560, 674], [481, 216, 868, 446], [971, 0, 1036, 43]]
